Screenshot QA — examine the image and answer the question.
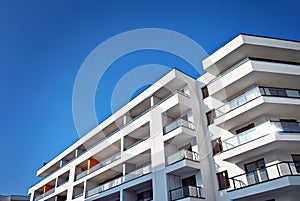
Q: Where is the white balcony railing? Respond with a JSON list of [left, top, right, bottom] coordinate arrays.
[[86, 164, 152, 198]]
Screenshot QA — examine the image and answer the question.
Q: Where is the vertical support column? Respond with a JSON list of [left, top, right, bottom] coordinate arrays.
[[66, 166, 76, 200], [151, 96, 160, 107], [150, 106, 169, 201], [30, 192, 35, 201], [123, 115, 132, 125]]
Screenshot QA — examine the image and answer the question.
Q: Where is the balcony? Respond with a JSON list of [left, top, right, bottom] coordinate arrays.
[[76, 152, 121, 180], [207, 58, 300, 101], [169, 186, 204, 200], [34, 188, 55, 201], [86, 164, 152, 198], [227, 161, 300, 200], [219, 121, 300, 163], [167, 150, 199, 166], [35, 90, 189, 182], [163, 119, 196, 147], [214, 86, 300, 129], [163, 119, 195, 134]]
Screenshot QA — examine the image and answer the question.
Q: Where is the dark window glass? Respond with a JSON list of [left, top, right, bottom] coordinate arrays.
[[279, 119, 300, 133], [269, 88, 287, 97], [182, 175, 197, 187], [206, 110, 215, 125], [211, 138, 223, 155], [201, 86, 209, 99], [292, 154, 300, 173], [216, 171, 230, 190]]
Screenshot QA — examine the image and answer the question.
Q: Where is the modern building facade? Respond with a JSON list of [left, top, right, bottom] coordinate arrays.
[[28, 34, 300, 201]]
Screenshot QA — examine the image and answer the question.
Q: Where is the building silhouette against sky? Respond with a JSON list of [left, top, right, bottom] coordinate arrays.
[[28, 34, 300, 201]]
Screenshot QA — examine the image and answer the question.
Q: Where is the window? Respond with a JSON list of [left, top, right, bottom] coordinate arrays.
[[216, 171, 230, 190], [279, 119, 300, 133], [201, 86, 209, 99], [206, 110, 215, 125], [182, 175, 197, 187], [292, 154, 300, 173], [244, 159, 268, 185], [211, 138, 223, 155], [236, 123, 255, 134], [269, 88, 287, 97]]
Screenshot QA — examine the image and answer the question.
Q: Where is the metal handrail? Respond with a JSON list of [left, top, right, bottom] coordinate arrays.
[[228, 161, 300, 191], [169, 185, 204, 200]]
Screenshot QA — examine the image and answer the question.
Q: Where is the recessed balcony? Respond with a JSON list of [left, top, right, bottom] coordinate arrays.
[[227, 161, 300, 200], [214, 86, 300, 129], [75, 152, 121, 181], [166, 150, 199, 166], [86, 164, 152, 198], [163, 118, 196, 147]]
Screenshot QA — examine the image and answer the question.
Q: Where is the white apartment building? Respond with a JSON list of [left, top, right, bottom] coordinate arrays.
[[28, 34, 300, 201]]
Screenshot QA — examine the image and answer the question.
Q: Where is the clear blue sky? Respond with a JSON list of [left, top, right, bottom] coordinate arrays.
[[1, 0, 300, 196]]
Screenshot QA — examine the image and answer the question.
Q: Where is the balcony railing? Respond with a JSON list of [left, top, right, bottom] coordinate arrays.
[[169, 185, 204, 200], [76, 152, 121, 180], [124, 137, 149, 151], [34, 188, 55, 201], [163, 118, 195, 134], [229, 161, 300, 191], [33, 90, 189, 187], [167, 150, 199, 165], [221, 121, 300, 152], [86, 164, 152, 198], [215, 86, 300, 117]]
